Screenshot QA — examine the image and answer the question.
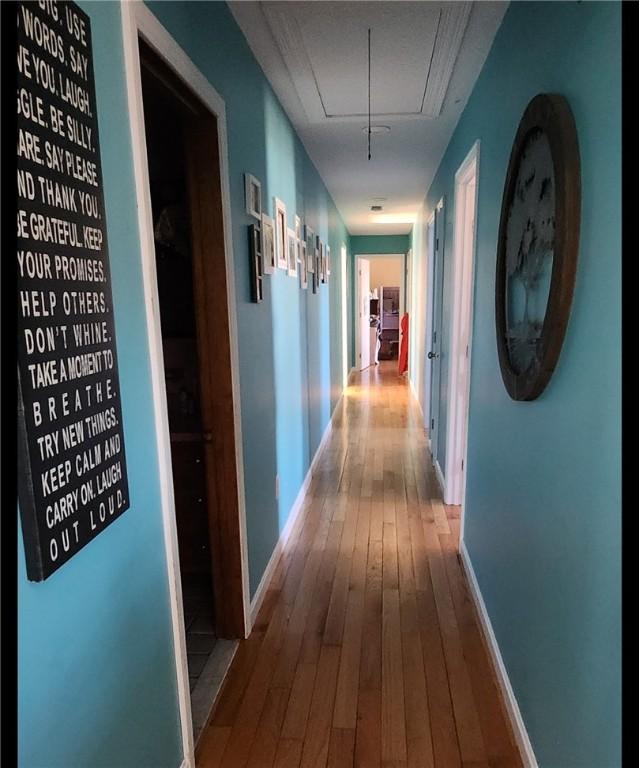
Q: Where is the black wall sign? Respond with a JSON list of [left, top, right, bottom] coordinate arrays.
[[17, 0, 130, 580]]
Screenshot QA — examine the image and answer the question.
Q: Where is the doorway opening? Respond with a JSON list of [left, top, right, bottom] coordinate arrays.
[[137, 38, 246, 741], [341, 244, 349, 387], [444, 141, 480, 526], [355, 253, 405, 370]]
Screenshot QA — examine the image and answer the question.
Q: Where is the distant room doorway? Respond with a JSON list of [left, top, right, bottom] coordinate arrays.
[[355, 254, 405, 369]]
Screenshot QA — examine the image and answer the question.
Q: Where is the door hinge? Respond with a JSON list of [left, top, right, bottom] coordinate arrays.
[[461, 458, 464, 470], [433, 330, 437, 343], [465, 344, 469, 357], [431, 418, 435, 429]]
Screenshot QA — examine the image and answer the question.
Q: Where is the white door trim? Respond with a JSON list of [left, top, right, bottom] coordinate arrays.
[[443, 141, 480, 531], [341, 244, 348, 388], [356, 258, 371, 370], [121, 4, 251, 765], [423, 211, 436, 442]]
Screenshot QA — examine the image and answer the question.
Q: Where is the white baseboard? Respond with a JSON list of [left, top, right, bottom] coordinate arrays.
[[249, 392, 344, 627], [459, 540, 538, 768], [434, 458, 445, 496]]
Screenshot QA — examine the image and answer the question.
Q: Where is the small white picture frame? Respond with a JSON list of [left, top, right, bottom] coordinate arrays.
[[325, 244, 331, 277], [305, 225, 315, 273], [261, 214, 276, 275], [245, 173, 261, 220], [295, 215, 302, 258], [274, 197, 288, 270], [300, 241, 308, 289], [287, 227, 298, 277]]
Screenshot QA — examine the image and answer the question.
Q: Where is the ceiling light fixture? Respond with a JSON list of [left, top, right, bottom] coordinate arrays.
[[371, 212, 418, 225], [361, 125, 391, 134]]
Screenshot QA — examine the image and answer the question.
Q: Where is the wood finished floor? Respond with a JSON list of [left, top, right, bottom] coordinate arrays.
[[196, 362, 522, 768]]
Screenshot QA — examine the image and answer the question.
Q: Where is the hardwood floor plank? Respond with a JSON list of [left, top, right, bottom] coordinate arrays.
[[211, 629, 265, 727], [327, 728, 356, 768], [381, 589, 407, 766], [299, 645, 341, 768], [323, 504, 360, 645], [197, 726, 232, 768], [333, 589, 365, 729], [333, 500, 369, 728], [382, 523, 399, 591], [298, 520, 344, 666], [415, 585, 461, 768], [359, 539, 383, 691], [271, 504, 333, 689], [274, 739, 303, 768], [246, 687, 291, 768], [422, 521, 487, 765], [439, 531, 522, 767], [431, 499, 451, 536], [355, 687, 381, 768], [281, 661, 318, 741], [400, 590, 434, 768], [220, 601, 291, 766], [408, 517, 430, 593]]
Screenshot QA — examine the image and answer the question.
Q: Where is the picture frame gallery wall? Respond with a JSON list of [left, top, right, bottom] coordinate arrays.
[[244, 173, 330, 303]]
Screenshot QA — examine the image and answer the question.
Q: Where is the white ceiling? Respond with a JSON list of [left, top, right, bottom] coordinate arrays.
[[229, 1, 508, 235]]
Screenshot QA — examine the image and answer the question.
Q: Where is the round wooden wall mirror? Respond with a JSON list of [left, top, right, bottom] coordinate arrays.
[[495, 93, 581, 401]]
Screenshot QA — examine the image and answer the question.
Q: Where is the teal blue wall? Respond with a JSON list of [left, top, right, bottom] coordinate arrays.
[[18, 2, 349, 766], [350, 233, 409, 256], [410, 2, 621, 765]]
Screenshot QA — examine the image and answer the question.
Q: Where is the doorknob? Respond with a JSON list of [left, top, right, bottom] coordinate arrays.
[[427, 351, 439, 359]]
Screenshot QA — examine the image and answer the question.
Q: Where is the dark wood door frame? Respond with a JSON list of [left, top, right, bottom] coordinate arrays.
[[140, 42, 247, 640]]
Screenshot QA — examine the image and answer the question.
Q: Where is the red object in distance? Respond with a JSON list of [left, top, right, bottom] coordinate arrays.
[[398, 312, 409, 375]]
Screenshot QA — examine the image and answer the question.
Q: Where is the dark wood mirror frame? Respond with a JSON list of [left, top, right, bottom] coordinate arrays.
[[495, 93, 581, 401]]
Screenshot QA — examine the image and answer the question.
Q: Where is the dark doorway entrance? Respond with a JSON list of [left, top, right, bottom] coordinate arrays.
[[138, 38, 246, 738], [140, 47, 218, 696]]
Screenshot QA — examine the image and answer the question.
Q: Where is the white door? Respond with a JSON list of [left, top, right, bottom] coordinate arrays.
[[429, 201, 445, 463], [341, 245, 348, 388], [423, 216, 436, 431], [358, 258, 370, 370]]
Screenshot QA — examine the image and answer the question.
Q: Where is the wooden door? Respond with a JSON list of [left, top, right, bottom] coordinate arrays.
[[184, 112, 245, 639]]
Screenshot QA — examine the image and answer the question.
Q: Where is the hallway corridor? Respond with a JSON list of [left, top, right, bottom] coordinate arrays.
[[196, 363, 522, 768]]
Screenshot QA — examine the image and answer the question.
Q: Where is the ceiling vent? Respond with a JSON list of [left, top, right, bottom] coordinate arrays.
[[371, 205, 383, 211]]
